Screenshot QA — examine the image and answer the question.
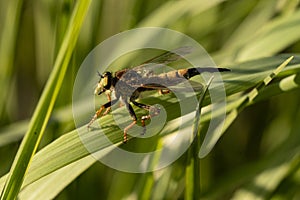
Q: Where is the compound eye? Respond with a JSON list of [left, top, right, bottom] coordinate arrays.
[[94, 76, 107, 95], [99, 76, 108, 87]]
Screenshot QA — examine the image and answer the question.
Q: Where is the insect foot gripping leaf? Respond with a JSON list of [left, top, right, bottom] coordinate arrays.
[[141, 105, 161, 135], [87, 105, 105, 130]]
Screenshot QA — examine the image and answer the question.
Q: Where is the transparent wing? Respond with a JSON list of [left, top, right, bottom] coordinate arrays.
[[117, 46, 196, 91], [140, 46, 193, 65], [130, 46, 193, 77]]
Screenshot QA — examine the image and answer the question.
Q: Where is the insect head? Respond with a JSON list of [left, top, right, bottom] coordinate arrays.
[[94, 71, 112, 95]]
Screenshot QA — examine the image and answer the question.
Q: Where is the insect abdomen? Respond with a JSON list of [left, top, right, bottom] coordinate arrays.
[[179, 67, 230, 79], [146, 67, 230, 86]]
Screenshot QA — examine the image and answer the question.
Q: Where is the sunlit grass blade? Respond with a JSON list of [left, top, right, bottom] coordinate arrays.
[[255, 73, 300, 102], [0, 1, 91, 199], [185, 76, 213, 200], [18, 156, 96, 200], [0, 127, 114, 192], [199, 55, 300, 126], [199, 56, 294, 158]]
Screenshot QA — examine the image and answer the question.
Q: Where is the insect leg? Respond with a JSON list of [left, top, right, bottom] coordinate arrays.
[[123, 100, 137, 143], [131, 100, 150, 110], [130, 97, 160, 135], [130, 90, 161, 134], [130, 90, 151, 110], [103, 92, 112, 115], [140, 106, 160, 128], [87, 99, 118, 129], [158, 89, 170, 95]]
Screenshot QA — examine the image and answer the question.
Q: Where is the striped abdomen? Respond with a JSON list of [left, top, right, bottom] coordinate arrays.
[[142, 67, 230, 86]]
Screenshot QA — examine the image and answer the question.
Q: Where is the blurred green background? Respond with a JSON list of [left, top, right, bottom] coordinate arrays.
[[1, 0, 300, 199]]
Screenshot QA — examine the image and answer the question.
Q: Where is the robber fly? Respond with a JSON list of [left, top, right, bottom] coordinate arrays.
[[87, 47, 230, 143]]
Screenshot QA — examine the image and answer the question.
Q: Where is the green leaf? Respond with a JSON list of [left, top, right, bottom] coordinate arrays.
[[199, 56, 294, 158], [18, 156, 96, 200], [185, 77, 213, 200], [0, 1, 91, 199]]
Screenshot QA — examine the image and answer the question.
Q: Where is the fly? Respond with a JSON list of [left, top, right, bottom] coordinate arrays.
[[87, 47, 230, 143]]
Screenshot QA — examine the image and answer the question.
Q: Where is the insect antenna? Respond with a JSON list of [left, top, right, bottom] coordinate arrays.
[[97, 71, 104, 78]]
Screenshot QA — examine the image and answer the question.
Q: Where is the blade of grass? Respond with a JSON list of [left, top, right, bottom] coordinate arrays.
[[199, 56, 294, 158], [18, 156, 96, 200], [0, 126, 117, 193], [185, 76, 213, 200], [0, 111, 197, 194], [0, 1, 91, 199], [199, 55, 300, 124], [254, 73, 300, 102]]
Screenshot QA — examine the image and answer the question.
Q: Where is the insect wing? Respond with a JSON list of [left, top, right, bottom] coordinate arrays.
[[129, 46, 194, 78], [141, 46, 193, 65], [114, 47, 196, 92]]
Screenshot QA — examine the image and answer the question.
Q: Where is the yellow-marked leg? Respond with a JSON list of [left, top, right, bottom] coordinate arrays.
[[123, 120, 137, 143], [103, 107, 111, 115], [87, 105, 105, 129], [87, 99, 119, 130]]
